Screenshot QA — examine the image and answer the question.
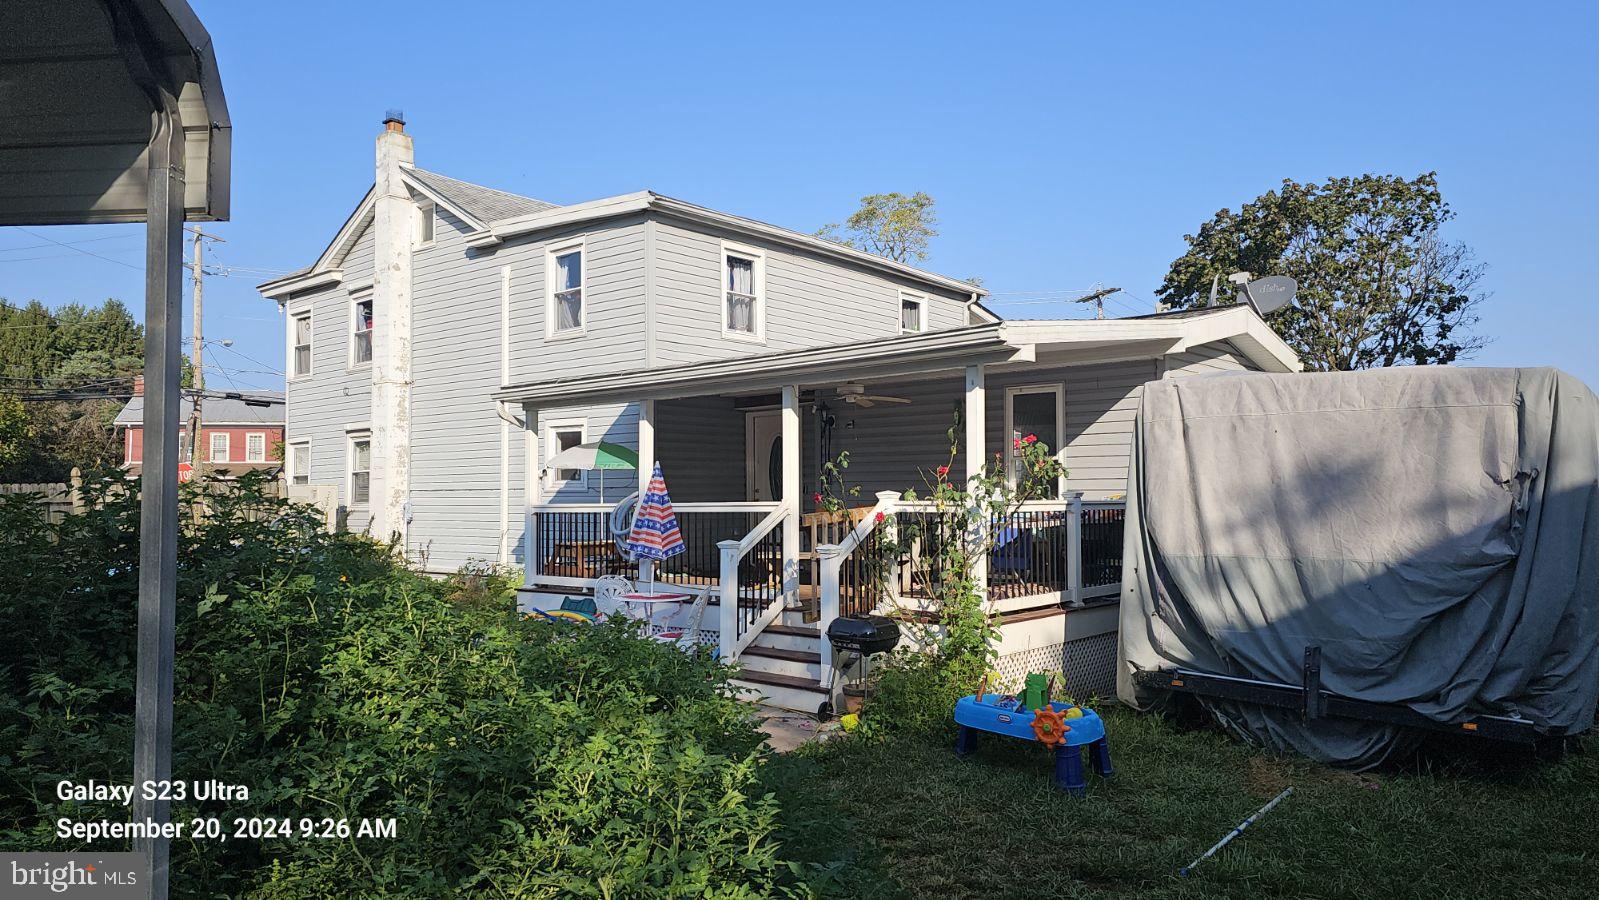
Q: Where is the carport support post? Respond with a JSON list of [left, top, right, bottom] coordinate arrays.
[[637, 399, 655, 584], [964, 365, 989, 594], [781, 385, 801, 604], [132, 103, 185, 900]]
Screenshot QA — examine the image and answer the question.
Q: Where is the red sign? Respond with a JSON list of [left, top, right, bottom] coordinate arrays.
[[177, 463, 193, 484]]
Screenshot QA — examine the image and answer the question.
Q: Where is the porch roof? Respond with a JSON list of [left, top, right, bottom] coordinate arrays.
[[491, 305, 1301, 407]]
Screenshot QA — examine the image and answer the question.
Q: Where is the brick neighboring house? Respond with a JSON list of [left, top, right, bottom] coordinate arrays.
[[117, 376, 286, 475]]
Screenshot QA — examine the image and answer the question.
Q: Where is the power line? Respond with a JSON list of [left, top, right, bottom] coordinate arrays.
[[13, 227, 142, 270], [215, 342, 283, 376], [0, 233, 138, 252]]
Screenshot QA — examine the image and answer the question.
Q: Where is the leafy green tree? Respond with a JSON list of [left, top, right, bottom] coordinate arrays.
[[1155, 173, 1489, 371], [0, 298, 145, 480], [0, 393, 31, 470], [818, 191, 939, 263]]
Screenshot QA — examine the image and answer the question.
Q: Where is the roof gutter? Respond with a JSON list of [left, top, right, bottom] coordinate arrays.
[[494, 324, 1017, 406]]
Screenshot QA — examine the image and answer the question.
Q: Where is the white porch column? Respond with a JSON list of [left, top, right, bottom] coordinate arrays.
[[637, 398, 656, 584], [781, 385, 801, 604], [523, 404, 540, 587], [964, 364, 989, 595]]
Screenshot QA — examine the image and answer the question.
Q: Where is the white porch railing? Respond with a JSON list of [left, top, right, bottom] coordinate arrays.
[[716, 501, 791, 660], [817, 492, 1127, 683], [524, 500, 792, 663]]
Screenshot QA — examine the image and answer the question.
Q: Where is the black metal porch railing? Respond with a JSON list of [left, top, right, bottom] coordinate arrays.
[[837, 521, 887, 618], [1080, 504, 1126, 591], [656, 511, 763, 590], [535, 509, 635, 580], [735, 525, 784, 643], [988, 507, 1070, 601], [533, 509, 767, 587]]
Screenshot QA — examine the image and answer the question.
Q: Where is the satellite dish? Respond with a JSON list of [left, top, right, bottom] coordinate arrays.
[[1238, 275, 1297, 315]]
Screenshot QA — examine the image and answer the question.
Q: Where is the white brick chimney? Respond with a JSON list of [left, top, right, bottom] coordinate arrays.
[[371, 111, 414, 545]]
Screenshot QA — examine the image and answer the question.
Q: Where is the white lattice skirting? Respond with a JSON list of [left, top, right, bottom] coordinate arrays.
[[992, 631, 1118, 702]]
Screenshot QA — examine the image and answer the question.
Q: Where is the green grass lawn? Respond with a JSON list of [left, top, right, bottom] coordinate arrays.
[[762, 708, 1598, 899]]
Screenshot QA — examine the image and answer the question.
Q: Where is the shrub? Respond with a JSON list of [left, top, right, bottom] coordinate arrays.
[[0, 474, 793, 897]]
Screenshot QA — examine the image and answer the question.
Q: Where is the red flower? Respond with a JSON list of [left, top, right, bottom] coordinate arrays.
[[1013, 438, 1023, 449], [812, 492, 824, 504], [874, 511, 886, 523], [936, 465, 950, 477], [1024, 434, 1038, 444]]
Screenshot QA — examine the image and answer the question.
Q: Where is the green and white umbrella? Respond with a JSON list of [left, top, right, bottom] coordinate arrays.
[[543, 441, 638, 502]]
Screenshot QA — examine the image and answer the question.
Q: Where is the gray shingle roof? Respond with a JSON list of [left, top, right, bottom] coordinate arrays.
[[406, 167, 558, 224], [116, 391, 285, 426], [1120, 306, 1241, 321]]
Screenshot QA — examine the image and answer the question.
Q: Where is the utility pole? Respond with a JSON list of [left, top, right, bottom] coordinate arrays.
[[185, 227, 223, 476], [1076, 285, 1121, 320]]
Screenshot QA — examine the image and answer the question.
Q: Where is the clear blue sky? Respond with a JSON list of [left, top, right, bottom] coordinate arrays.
[[3, 1, 1595, 390]]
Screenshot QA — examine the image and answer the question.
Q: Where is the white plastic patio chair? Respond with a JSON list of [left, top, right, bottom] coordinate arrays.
[[651, 586, 711, 650], [593, 574, 633, 620]]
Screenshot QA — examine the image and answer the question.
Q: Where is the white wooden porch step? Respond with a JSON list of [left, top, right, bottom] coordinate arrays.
[[753, 622, 820, 654], [731, 670, 829, 717], [740, 645, 822, 681]]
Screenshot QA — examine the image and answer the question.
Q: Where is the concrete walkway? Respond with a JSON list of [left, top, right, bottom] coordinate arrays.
[[756, 706, 843, 752]]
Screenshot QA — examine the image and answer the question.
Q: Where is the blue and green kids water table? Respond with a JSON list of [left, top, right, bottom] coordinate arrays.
[[953, 693, 1114, 796]]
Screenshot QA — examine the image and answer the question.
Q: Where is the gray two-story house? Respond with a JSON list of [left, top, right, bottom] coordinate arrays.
[[260, 116, 1300, 712]]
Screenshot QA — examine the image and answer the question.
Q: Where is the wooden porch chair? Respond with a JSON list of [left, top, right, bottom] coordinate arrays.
[[801, 505, 875, 597]]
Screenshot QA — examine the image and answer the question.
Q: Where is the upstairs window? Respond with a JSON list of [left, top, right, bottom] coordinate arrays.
[[547, 243, 585, 336], [901, 293, 925, 334], [414, 202, 435, 248], [289, 442, 310, 485], [210, 431, 230, 463], [351, 295, 373, 366], [721, 243, 764, 341], [349, 435, 372, 506], [291, 311, 312, 377], [246, 432, 267, 463]]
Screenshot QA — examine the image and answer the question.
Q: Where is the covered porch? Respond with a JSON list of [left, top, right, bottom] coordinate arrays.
[[494, 319, 1250, 663]]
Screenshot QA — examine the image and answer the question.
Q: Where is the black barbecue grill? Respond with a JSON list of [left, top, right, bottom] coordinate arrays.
[[823, 615, 902, 719], [826, 614, 901, 656]]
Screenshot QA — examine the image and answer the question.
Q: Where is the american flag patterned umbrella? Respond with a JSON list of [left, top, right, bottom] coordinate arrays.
[[626, 463, 685, 568]]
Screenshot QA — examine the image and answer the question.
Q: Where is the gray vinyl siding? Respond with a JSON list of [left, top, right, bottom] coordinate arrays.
[[532, 402, 639, 503], [502, 215, 649, 384], [408, 207, 510, 569], [650, 217, 970, 367], [655, 395, 747, 502], [282, 220, 376, 531], [404, 211, 648, 570], [818, 360, 1157, 502], [1164, 340, 1260, 376]]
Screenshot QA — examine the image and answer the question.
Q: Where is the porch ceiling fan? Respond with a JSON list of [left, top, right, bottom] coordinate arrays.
[[836, 383, 911, 408]]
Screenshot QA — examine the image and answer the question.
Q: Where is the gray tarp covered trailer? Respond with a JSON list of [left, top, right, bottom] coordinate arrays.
[[1117, 366, 1599, 767]]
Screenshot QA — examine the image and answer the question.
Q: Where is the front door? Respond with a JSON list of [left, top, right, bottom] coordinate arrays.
[[746, 411, 784, 502]]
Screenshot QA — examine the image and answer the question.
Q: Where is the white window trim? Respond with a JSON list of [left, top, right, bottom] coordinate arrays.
[[245, 432, 267, 463], [288, 308, 313, 379], [346, 430, 373, 509], [289, 441, 311, 485], [545, 237, 587, 340], [414, 201, 436, 249], [720, 240, 766, 343], [542, 417, 589, 490], [1003, 383, 1067, 495], [900, 291, 926, 334], [348, 288, 374, 371], [209, 431, 230, 464]]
